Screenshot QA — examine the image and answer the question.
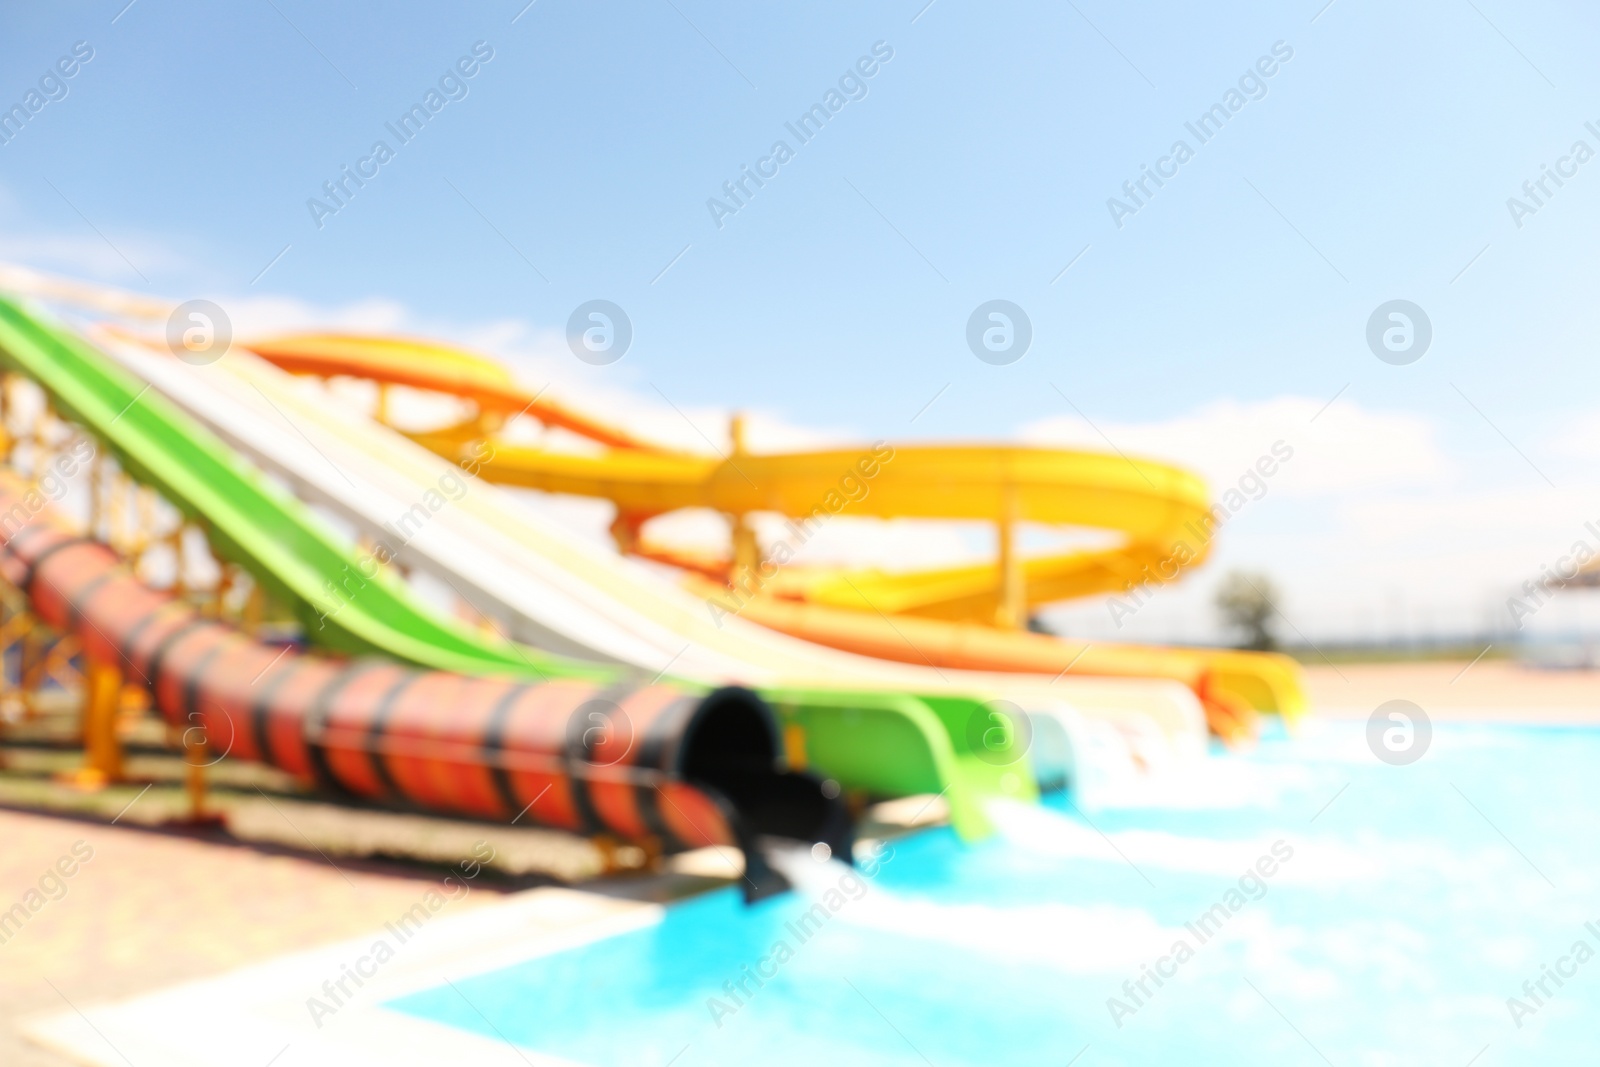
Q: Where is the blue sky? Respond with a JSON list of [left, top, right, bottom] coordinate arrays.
[[4, 0, 1600, 644]]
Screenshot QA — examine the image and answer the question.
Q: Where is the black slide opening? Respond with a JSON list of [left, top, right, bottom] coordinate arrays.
[[679, 688, 855, 902]]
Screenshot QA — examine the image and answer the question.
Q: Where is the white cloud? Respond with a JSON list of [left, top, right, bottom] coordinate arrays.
[[1543, 408, 1600, 463], [0, 232, 184, 284], [0, 186, 187, 284], [439, 319, 860, 457], [1021, 395, 1449, 498], [1016, 395, 1600, 641], [219, 294, 413, 336]]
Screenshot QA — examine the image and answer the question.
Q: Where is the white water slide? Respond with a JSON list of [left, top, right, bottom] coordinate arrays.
[[94, 333, 1208, 787]]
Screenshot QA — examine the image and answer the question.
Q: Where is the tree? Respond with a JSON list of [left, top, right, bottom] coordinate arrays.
[[1215, 571, 1281, 651]]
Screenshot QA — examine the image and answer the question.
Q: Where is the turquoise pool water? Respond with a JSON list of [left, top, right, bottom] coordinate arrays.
[[389, 720, 1600, 1064]]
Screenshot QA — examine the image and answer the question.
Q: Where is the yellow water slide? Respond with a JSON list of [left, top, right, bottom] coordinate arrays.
[[241, 334, 1306, 738]]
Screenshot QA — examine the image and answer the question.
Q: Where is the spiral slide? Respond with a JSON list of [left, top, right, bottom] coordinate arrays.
[[89, 328, 1210, 810], [0, 295, 1047, 841], [238, 334, 1305, 733]]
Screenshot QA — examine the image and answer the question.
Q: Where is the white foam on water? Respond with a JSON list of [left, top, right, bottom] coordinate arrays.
[[1043, 712, 1334, 813], [764, 842, 863, 897], [839, 891, 1186, 973]]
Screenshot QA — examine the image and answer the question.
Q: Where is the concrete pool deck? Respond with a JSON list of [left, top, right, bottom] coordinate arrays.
[[0, 806, 516, 1067], [1302, 659, 1600, 722], [23, 880, 658, 1067]]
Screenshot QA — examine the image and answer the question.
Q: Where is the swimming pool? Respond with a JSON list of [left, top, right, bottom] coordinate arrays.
[[389, 719, 1600, 1064]]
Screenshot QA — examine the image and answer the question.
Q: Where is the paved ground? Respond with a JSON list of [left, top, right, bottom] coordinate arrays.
[[0, 808, 508, 1067], [1302, 659, 1600, 719]]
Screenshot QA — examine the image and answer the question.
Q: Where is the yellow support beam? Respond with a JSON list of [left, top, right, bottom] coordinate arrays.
[[69, 660, 124, 788]]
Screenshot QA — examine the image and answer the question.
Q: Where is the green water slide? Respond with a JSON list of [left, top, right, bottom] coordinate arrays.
[[0, 296, 597, 681], [0, 297, 1025, 836]]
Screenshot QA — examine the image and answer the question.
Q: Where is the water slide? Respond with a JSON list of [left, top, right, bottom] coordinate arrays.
[[0, 296, 1007, 848], [0, 412, 851, 895], [0, 470, 847, 899], [87, 328, 1209, 811], [239, 334, 1305, 732]]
